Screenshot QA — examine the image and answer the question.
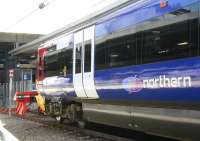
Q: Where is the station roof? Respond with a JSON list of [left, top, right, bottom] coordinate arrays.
[[0, 32, 42, 43], [0, 32, 42, 70], [9, 0, 139, 56]]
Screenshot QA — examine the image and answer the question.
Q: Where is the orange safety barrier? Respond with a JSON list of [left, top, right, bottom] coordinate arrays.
[[15, 91, 38, 116]]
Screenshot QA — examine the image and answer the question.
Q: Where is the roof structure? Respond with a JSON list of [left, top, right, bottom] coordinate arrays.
[[0, 32, 42, 43], [9, 0, 139, 56]]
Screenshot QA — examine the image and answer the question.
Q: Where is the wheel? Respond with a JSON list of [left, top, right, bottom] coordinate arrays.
[[66, 104, 76, 123], [66, 103, 83, 124]]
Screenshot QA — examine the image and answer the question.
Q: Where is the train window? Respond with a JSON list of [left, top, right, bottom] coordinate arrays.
[[75, 44, 82, 73], [95, 2, 200, 70], [95, 29, 137, 70], [137, 3, 199, 64], [84, 40, 91, 72], [44, 52, 59, 77], [108, 34, 137, 68], [58, 49, 73, 75], [95, 38, 109, 70]]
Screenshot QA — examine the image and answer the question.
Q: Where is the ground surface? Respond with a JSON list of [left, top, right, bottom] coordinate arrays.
[[0, 113, 109, 141]]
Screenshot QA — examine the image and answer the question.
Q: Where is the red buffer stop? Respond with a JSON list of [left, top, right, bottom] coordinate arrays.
[[15, 91, 38, 116]]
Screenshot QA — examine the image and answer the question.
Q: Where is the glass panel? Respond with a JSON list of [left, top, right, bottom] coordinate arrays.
[[137, 3, 199, 64], [108, 34, 137, 68], [95, 2, 200, 70], [95, 38, 109, 70], [84, 40, 91, 72], [57, 49, 73, 76], [44, 53, 58, 77], [75, 43, 82, 73]]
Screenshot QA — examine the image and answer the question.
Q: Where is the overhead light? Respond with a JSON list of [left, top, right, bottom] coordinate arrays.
[[158, 50, 169, 54], [154, 37, 160, 41], [152, 31, 160, 34], [111, 54, 119, 58], [16, 64, 21, 68], [177, 42, 189, 46]]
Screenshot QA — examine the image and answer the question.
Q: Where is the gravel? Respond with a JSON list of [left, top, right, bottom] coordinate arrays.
[[0, 113, 111, 141]]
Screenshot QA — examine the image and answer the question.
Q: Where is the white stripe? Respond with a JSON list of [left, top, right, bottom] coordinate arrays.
[[134, 112, 200, 124], [0, 123, 19, 141], [84, 107, 130, 116]]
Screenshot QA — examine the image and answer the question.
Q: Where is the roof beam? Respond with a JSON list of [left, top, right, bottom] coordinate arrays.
[[0, 32, 42, 43]]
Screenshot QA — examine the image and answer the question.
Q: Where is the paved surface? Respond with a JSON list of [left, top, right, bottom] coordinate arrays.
[[0, 113, 109, 141]]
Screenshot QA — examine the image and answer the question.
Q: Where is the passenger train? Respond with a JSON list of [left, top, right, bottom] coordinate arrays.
[[36, 0, 200, 140]]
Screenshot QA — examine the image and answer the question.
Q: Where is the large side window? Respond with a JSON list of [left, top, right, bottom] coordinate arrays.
[[44, 52, 58, 77], [137, 3, 199, 64], [95, 31, 137, 70], [58, 49, 73, 76], [109, 34, 137, 68], [95, 39, 109, 70], [44, 49, 73, 77], [95, 2, 200, 70]]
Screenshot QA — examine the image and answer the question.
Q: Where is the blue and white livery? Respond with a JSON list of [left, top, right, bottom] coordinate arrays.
[[37, 0, 200, 140]]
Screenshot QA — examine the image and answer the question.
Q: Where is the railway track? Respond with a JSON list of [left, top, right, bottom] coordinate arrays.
[[13, 112, 180, 141], [17, 112, 131, 141]]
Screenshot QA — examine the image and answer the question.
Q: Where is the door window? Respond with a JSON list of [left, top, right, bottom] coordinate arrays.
[[75, 43, 82, 73], [84, 40, 92, 72]]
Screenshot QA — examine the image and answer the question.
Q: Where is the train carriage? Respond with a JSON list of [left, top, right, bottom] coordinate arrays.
[[36, 0, 200, 140]]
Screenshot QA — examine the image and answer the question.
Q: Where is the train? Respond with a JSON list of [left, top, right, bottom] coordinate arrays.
[[36, 0, 200, 140]]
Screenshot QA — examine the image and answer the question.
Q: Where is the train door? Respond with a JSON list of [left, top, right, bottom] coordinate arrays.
[[83, 26, 99, 98], [73, 26, 99, 99], [73, 30, 87, 98]]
